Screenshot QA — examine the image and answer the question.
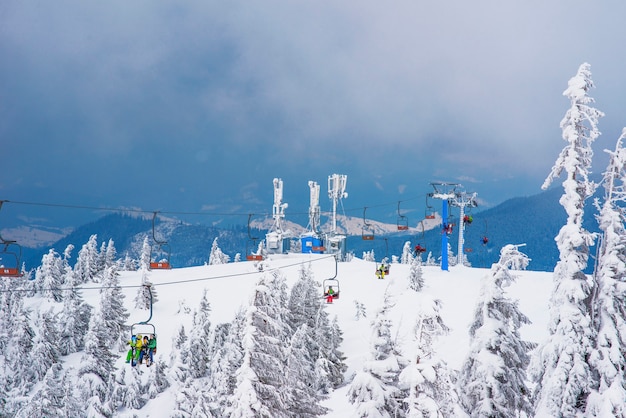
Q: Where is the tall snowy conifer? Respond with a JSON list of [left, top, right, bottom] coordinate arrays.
[[532, 62, 604, 416], [75, 234, 101, 283], [187, 289, 212, 378], [58, 269, 92, 355], [401, 241, 414, 265], [285, 324, 328, 417], [78, 311, 116, 417], [458, 244, 535, 417], [585, 129, 626, 416], [208, 237, 230, 264], [348, 291, 407, 417], [99, 264, 129, 351], [230, 272, 290, 417], [34, 248, 64, 302], [30, 309, 61, 383], [209, 311, 245, 416], [399, 296, 455, 417]]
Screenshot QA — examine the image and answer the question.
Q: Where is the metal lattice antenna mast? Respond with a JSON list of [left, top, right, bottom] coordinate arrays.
[[449, 190, 478, 266], [328, 174, 348, 234], [272, 178, 288, 234], [307, 181, 321, 233]]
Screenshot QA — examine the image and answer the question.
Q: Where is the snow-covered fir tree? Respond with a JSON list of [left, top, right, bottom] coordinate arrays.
[[348, 291, 408, 417], [287, 263, 346, 395], [14, 363, 67, 418], [34, 248, 65, 302], [229, 272, 291, 417], [408, 256, 424, 292], [208, 237, 230, 265], [187, 288, 212, 378], [77, 311, 117, 417], [399, 296, 455, 417], [30, 309, 61, 383], [585, 129, 626, 417], [75, 234, 101, 283], [99, 264, 130, 351], [400, 241, 414, 265], [532, 62, 604, 416], [285, 324, 328, 417], [58, 268, 92, 355], [457, 244, 536, 417], [208, 311, 245, 416]]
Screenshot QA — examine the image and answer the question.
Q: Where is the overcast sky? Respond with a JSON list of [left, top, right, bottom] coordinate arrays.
[[2, 0, 626, 228]]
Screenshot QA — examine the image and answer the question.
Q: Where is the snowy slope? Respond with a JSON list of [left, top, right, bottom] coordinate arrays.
[[14, 251, 553, 417]]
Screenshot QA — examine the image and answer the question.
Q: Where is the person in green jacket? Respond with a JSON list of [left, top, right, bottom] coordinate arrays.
[[147, 334, 157, 365]]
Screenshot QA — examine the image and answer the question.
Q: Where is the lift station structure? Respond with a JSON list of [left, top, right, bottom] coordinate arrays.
[[265, 178, 290, 254], [428, 182, 477, 271]]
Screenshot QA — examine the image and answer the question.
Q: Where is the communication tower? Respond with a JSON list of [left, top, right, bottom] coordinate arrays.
[[265, 178, 289, 254], [301, 181, 325, 254], [326, 174, 348, 260]]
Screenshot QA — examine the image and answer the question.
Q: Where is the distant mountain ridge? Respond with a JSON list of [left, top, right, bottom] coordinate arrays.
[[15, 186, 602, 272]]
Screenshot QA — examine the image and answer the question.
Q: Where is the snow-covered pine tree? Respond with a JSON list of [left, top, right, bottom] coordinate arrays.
[[103, 238, 117, 269], [14, 363, 66, 418], [585, 129, 626, 417], [30, 309, 61, 383], [532, 62, 604, 416], [111, 366, 146, 411], [58, 269, 92, 355], [399, 296, 455, 417], [229, 273, 291, 417], [34, 248, 64, 302], [77, 311, 116, 417], [348, 291, 407, 417], [99, 264, 129, 351], [458, 244, 535, 417], [187, 288, 212, 378], [285, 324, 328, 417], [140, 235, 151, 270], [146, 359, 170, 399], [315, 313, 347, 394], [75, 234, 101, 283], [208, 237, 230, 265], [5, 298, 36, 397], [169, 324, 192, 405], [400, 241, 414, 265], [408, 256, 424, 292], [59, 367, 84, 417], [207, 311, 245, 416]]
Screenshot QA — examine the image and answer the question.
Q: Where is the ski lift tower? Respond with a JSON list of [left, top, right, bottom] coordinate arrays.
[[265, 178, 289, 254], [428, 182, 459, 271], [301, 181, 325, 254], [449, 190, 478, 266], [326, 174, 348, 260]]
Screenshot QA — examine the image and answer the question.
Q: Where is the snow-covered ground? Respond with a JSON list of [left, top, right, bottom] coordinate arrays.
[[19, 251, 553, 416]]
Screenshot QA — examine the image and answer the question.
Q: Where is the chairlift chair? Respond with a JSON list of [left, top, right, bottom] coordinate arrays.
[[362, 207, 375, 240], [0, 240, 23, 278], [245, 214, 264, 261], [0, 201, 24, 278], [425, 195, 437, 220], [323, 255, 340, 299], [129, 284, 157, 358], [396, 201, 409, 231], [150, 212, 171, 269], [414, 220, 427, 255]]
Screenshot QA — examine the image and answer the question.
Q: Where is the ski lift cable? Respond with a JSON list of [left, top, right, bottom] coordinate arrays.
[[1, 192, 431, 221], [0, 254, 337, 294]]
